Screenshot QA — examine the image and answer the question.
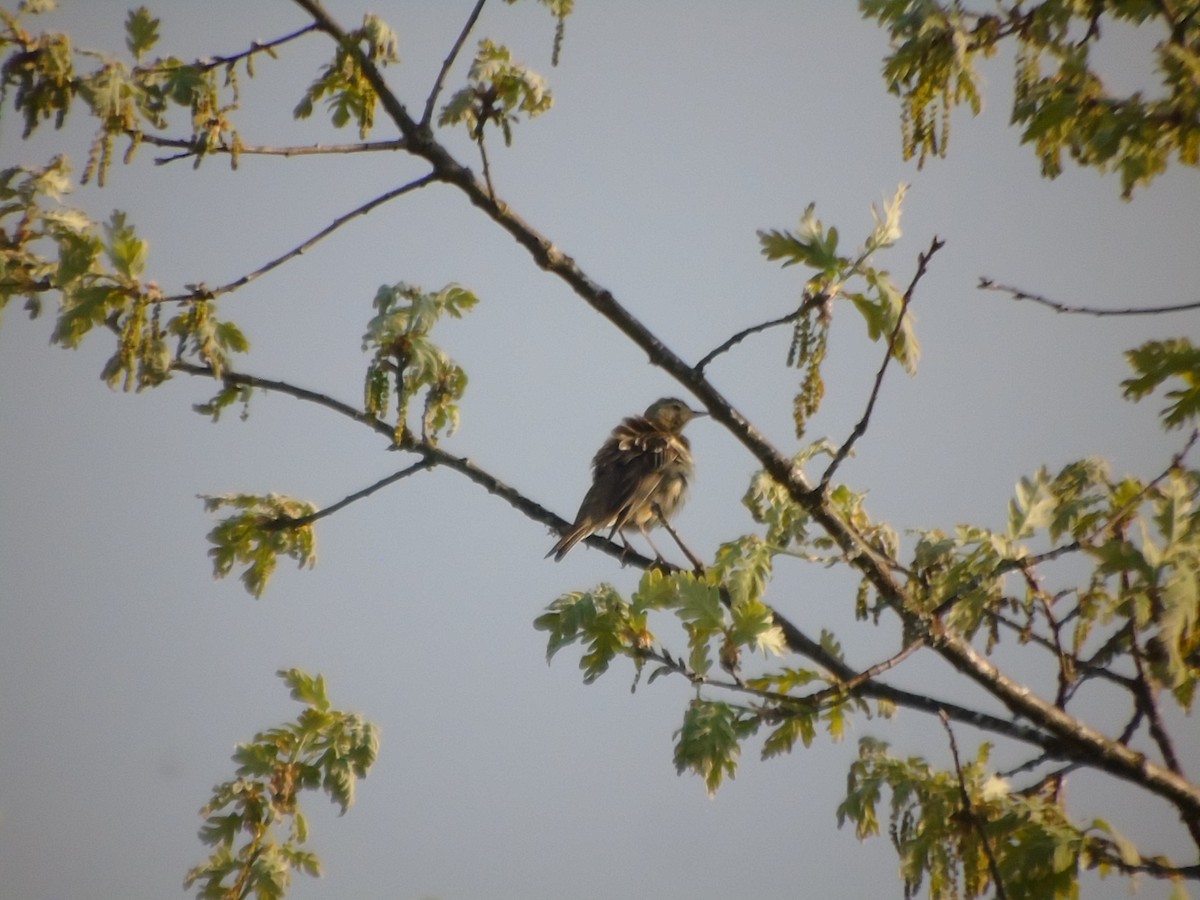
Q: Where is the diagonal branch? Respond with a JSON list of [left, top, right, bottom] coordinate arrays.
[[160, 174, 437, 304], [820, 235, 943, 492], [421, 0, 489, 127], [978, 278, 1200, 316]]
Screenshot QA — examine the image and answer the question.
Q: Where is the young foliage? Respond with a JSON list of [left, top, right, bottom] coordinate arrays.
[[535, 584, 638, 683], [4, 4, 1199, 898], [362, 282, 477, 445], [837, 738, 1151, 900], [0, 5, 255, 178], [202, 494, 318, 598], [673, 699, 757, 796], [862, 0, 1200, 196], [294, 13, 399, 138], [0, 159, 248, 387], [184, 669, 379, 900], [1122, 338, 1200, 430], [438, 39, 552, 145], [758, 188, 918, 436]]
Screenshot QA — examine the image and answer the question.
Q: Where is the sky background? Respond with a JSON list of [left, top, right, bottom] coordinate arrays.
[[1, 2, 1198, 899]]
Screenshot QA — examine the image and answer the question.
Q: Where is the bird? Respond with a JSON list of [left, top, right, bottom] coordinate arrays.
[[547, 397, 706, 562]]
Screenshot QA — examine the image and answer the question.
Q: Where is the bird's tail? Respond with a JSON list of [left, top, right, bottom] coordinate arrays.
[[546, 524, 591, 561]]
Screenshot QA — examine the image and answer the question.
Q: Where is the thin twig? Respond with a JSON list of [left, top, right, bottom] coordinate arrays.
[[475, 131, 496, 199], [801, 636, 925, 706], [422, 0, 489, 127], [694, 306, 806, 374], [1018, 562, 1074, 706], [160, 174, 437, 304], [653, 505, 706, 573], [820, 235, 943, 492], [265, 460, 434, 530], [135, 23, 319, 75], [979, 278, 1200, 316], [990, 609, 1135, 692], [137, 133, 407, 166], [940, 711, 1009, 900]]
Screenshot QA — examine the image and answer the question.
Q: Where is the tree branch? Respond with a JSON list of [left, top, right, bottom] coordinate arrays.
[[941, 711, 1009, 900], [135, 133, 407, 166], [421, 0, 489, 128], [160, 174, 437, 304], [1129, 618, 1200, 851], [820, 235, 942, 492], [135, 23, 320, 75], [263, 460, 434, 530], [694, 305, 807, 374], [978, 278, 1200, 316]]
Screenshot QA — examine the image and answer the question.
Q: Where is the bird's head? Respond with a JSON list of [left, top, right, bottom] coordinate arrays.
[[644, 397, 707, 431]]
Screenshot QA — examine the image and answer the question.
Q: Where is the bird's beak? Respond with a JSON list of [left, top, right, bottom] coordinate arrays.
[[691, 407, 708, 418]]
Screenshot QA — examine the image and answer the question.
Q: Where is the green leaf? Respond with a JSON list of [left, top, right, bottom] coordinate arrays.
[[1123, 339, 1200, 430], [673, 700, 753, 796], [1008, 468, 1056, 539], [761, 711, 817, 758], [535, 585, 632, 683], [728, 597, 787, 657], [188, 671, 376, 899], [124, 7, 160, 61], [103, 211, 147, 279], [201, 493, 318, 598], [280, 668, 330, 711], [673, 572, 725, 632]]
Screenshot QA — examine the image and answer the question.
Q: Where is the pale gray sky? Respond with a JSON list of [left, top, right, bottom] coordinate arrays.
[[1, 3, 1197, 899]]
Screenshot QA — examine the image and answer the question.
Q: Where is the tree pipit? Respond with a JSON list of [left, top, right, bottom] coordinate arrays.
[[548, 397, 706, 562]]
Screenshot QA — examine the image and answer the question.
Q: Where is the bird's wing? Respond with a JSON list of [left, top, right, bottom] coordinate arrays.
[[591, 417, 678, 531]]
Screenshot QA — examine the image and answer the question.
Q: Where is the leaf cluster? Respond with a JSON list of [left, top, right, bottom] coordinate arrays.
[[835, 737, 1149, 900], [1, 5, 259, 179], [757, 187, 919, 436], [438, 39, 552, 146], [202, 493, 318, 598], [0, 159, 247, 389], [1124, 338, 1200, 430], [294, 13, 398, 138], [184, 669, 378, 900], [863, 0, 1200, 196], [362, 281, 478, 444], [538, 547, 874, 796]]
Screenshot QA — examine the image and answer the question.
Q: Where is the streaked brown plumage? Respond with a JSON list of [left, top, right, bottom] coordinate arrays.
[[547, 397, 705, 561]]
